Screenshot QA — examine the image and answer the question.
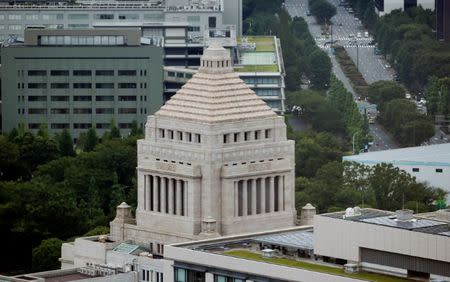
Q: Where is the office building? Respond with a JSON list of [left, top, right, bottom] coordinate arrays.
[[374, 0, 435, 15], [1, 28, 163, 137], [437, 0, 450, 41], [343, 143, 450, 201]]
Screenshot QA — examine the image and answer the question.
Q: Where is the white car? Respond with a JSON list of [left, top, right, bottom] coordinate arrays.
[[356, 32, 362, 38], [364, 31, 369, 38]]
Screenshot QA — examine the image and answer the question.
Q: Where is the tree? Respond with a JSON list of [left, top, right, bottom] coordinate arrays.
[[83, 226, 110, 237], [0, 136, 19, 181], [308, 49, 332, 90], [367, 80, 405, 107], [84, 128, 98, 152], [130, 120, 144, 137], [32, 238, 63, 272], [309, 0, 337, 24], [58, 129, 76, 157]]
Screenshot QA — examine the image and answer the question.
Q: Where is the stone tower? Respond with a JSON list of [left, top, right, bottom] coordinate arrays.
[[112, 42, 296, 246]]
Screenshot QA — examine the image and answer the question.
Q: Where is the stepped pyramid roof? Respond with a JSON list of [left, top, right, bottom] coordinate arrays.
[[155, 42, 276, 123]]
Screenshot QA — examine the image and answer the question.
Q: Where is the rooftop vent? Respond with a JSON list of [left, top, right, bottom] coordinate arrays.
[[396, 209, 414, 222], [261, 248, 275, 258], [344, 206, 362, 218]]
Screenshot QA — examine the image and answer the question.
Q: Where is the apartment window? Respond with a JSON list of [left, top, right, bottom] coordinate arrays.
[[28, 70, 46, 76], [51, 96, 69, 102], [118, 83, 137, 89], [208, 16, 217, 28], [74, 123, 92, 129], [119, 123, 133, 129], [68, 14, 89, 20], [94, 14, 114, 20], [73, 83, 92, 89], [188, 26, 200, 32], [51, 123, 70, 129], [118, 70, 137, 76], [50, 70, 69, 76], [73, 70, 92, 76], [96, 70, 114, 76], [412, 168, 420, 172], [436, 168, 443, 173], [96, 108, 114, 114], [96, 123, 109, 129], [51, 108, 69, 114], [25, 14, 39, 20], [8, 14, 21, 20], [118, 14, 139, 20], [73, 96, 92, 102], [68, 24, 89, 29], [96, 96, 114, 101], [168, 72, 175, 77], [42, 14, 63, 20], [28, 108, 47, 114], [8, 24, 21, 30], [51, 83, 70, 89], [118, 108, 137, 114], [28, 83, 47, 89], [96, 83, 114, 89], [28, 123, 41, 129], [73, 108, 92, 114], [28, 96, 47, 102], [118, 96, 137, 101]]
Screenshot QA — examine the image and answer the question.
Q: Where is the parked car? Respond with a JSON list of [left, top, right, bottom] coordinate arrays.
[[364, 31, 369, 38], [356, 32, 362, 38]]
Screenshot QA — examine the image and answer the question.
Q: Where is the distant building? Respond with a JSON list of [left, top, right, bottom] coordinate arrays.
[[343, 143, 450, 201], [374, 0, 435, 15], [315, 208, 450, 279], [1, 28, 163, 138], [436, 0, 450, 41]]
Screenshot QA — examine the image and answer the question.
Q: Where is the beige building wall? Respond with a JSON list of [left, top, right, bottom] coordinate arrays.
[[314, 215, 450, 263]]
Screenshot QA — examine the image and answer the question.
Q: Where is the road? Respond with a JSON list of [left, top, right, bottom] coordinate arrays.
[[284, 0, 398, 152]]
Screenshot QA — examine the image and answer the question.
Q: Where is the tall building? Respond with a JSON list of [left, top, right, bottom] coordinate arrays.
[[110, 42, 297, 246], [374, 0, 435, 15], [437, 0, 450, 41], [1, 28, 163, 138]]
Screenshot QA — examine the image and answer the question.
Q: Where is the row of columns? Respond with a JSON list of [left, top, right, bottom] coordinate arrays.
[[235, 175, 285, 217], [143, 175, 188, 216]]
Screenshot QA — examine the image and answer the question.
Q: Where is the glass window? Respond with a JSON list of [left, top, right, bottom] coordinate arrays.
[[0, 15, 4, 20], [68, 14, 89, 20], [118, 96, 136, 101], [175, 268, 186, 282], [51, 83, 70, 89], [96, 70, 114, 76], [68, 24, 89, 29], [42, 14, 63, 20], [436, 168, 443, 173], [118, 108, 137, 114], [51, 108, 69, 114], [28, 96, 47, 102], [28, 83, 47, 89], [51, 70, 69, 76], [73, 108, 92, 114], [74, 123, 92, 129], [73, 83, 92, 89], [73, 70, 92, 76], [412, 168, 420, 172], [118, 70, 137, 76], [187, 15, 200, 22], [28, 70, 46, 76], [28, 108, 47, 114], [143, 13, 164, 21], [51, 96, 69, 102], [9, 25, 22, 30], [118, 14, 139, 20], [51, 123, 69, 129], [208, 16, 216, 28], [118, 83, 137, 89], [25, 14, 39, 20], [94, 14, 114, 20], [96, 96, 114, 101], [73, 96, 92, 101], [96, 83, 114, 89], [96, 108, 114, 114], [8, 14, 21, 20]]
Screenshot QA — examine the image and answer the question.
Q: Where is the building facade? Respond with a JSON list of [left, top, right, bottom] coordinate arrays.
[[1, 28, 163, 137], [374, 0, 435, 15], [436, 0, 450, 41], [108, 42, 296, 249]]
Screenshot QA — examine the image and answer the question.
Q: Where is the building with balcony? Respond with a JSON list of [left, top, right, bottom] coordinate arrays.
[[1, 28, 163, 138]]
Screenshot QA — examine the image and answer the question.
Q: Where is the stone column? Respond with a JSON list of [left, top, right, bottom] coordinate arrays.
[[153, 176, 159, 212], [278, 175, 284, 212], [145, 175, 150, 211], [183, 181, 188, 216], [269, 176, 275, 213], [168, 178, 174, 215], [176, 179, 182, 216], [242, 180, 248, 216], [234, 181, 238, 217], [251, 179, 257, 215], [161, 177, 166, 213], [261, 178, 266, 214]]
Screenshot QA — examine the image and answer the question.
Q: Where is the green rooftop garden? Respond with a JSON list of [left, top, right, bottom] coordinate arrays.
[[238, 36, 276, 52], [234, 65, 279, 72], [224, 250, 412, 282]]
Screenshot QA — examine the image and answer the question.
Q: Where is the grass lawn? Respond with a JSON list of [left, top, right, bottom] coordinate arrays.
[[238, 36, 276, 52], [235, 64, 279, 72], [224, 250, 412, 282]]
